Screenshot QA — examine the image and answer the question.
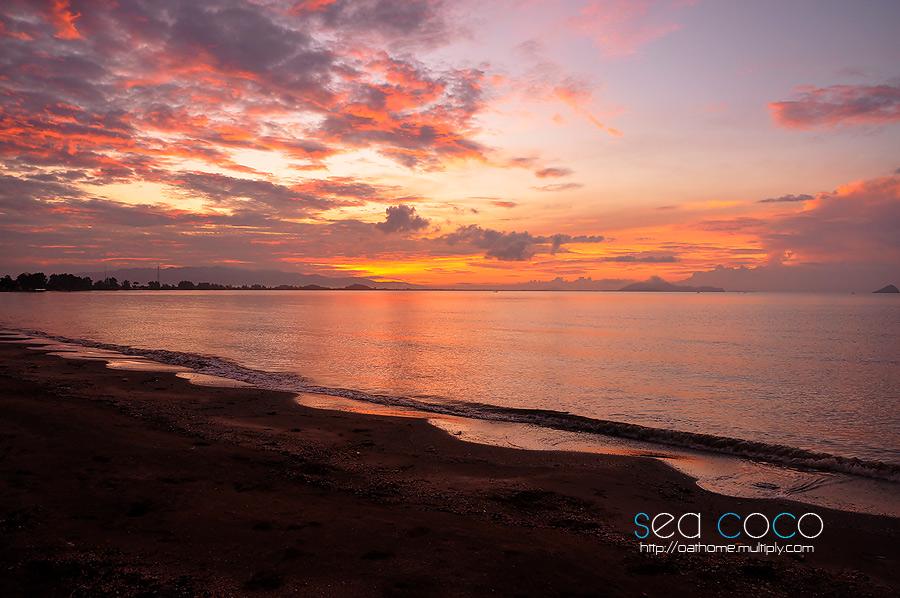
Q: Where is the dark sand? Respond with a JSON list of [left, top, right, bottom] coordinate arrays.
[[1, 339, 898, 597]]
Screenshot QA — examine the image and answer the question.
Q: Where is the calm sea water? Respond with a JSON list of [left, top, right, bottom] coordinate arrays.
[[2, 290, 899, 467]]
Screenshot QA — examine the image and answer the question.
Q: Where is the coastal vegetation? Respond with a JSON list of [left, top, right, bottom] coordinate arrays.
[[0, 272, 371, 292]]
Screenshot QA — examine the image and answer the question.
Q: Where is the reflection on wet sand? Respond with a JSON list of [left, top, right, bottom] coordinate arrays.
[[297, 392, 900, 518]]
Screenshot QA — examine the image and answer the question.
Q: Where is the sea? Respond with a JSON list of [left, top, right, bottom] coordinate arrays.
[[2, 290, 899, 515]]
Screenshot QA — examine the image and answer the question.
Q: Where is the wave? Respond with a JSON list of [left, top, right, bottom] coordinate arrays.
[[8, 326, 900, 483]]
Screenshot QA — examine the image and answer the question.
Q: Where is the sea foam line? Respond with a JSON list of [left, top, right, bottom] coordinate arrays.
[[7, 326, 900, 483]]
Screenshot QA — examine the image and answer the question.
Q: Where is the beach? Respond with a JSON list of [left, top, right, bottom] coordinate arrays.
[[1, 338, 898, 596]]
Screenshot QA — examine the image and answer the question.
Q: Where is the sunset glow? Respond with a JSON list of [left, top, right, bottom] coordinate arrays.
[[2, 0, 899, 290]]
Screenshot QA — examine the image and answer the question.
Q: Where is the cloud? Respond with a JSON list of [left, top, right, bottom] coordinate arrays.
[[0, 184, 433, 272], [440, 225, 539, 261], [535, 167, 573, 178], [170, 172, 335, 215], [759, 194, 814, 204], [45, 0, 84, 40], [688, 175, 900, 278], [566, 0, 696, 58], [532, 183, 585, 192], [0, 173, 86, 203], [302, 0, 459, 48], [505, 41, 624, 136], [770, 83, 900, 129], [439, 226, 604, 261], [375, 205, 430, 234], [602, 254, 678, 263], [545, 233, 606, 253], [762, 176, 900, 263], [0, 0, 635, 277], [696, 217, 766, 232], [0, 0, 491, 189]]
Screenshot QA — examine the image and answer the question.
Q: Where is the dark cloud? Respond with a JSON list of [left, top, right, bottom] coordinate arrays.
[[759, 194, 814, 203], [441, 225, 537, 261], [309, 0, 457, 46], [546, 233, 605, 253], [0, 174, 86, 203], [308, 177, 403, 202], [490, 200, 519, 208], [770, 83, 900, 129], [375, 205, 430, 234], [535, 167, 573, 178], [170, 172, 334, 214], [170, 3, 300, 72], [167, 172, 410, 216], [532, 183, 584, 192], [440, 225, 604, 261]]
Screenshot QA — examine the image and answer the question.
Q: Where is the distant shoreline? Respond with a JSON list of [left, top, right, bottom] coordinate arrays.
[[1, 270, 718, 293]]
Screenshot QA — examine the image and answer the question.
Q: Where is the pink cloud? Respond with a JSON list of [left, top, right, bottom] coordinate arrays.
[[535, 167, 573, 178], [691, 176, 900, 267], [566, 0, 696, 58], [770, 84, 900, 129], [491, 200, 519, 208], [679, 176, 900, 291], [763, 176, 900, 262]]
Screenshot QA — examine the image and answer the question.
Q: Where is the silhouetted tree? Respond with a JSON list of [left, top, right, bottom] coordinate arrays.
[[17, 272, 47, 290], [0, 275, 17, 291], [47, 273, 92, 291], [177, 280, 195, 289]]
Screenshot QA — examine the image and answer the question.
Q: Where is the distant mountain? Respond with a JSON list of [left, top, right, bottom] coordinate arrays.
[[461, 276, 636, 291], [677, 263, 898, 293], [873, 284, 899, 293], [618, 276, 724, 292], [75, 266, 419, 289]]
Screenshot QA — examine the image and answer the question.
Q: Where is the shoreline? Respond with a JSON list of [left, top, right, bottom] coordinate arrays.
[[7, 325, 899, 490], [295, 392, 900, 518], [1, 339, 899, 596]]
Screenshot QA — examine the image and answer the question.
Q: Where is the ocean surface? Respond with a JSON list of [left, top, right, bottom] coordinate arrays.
[[2, 290, 899, 481]]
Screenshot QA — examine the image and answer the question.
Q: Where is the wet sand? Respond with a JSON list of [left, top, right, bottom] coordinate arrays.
[[1, 339, 898, 597]]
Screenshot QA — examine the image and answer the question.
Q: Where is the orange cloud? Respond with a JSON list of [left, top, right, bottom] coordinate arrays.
[[46, 0, 83, 39]]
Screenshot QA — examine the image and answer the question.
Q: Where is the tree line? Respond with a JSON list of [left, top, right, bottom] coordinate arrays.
[[0, 272, 374, 292]]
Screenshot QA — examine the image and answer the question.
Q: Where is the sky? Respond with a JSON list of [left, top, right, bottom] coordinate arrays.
[[1, 0, 899, 290]]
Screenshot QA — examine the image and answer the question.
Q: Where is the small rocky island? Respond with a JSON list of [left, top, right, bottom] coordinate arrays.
[[873, 284, 899, 293]]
